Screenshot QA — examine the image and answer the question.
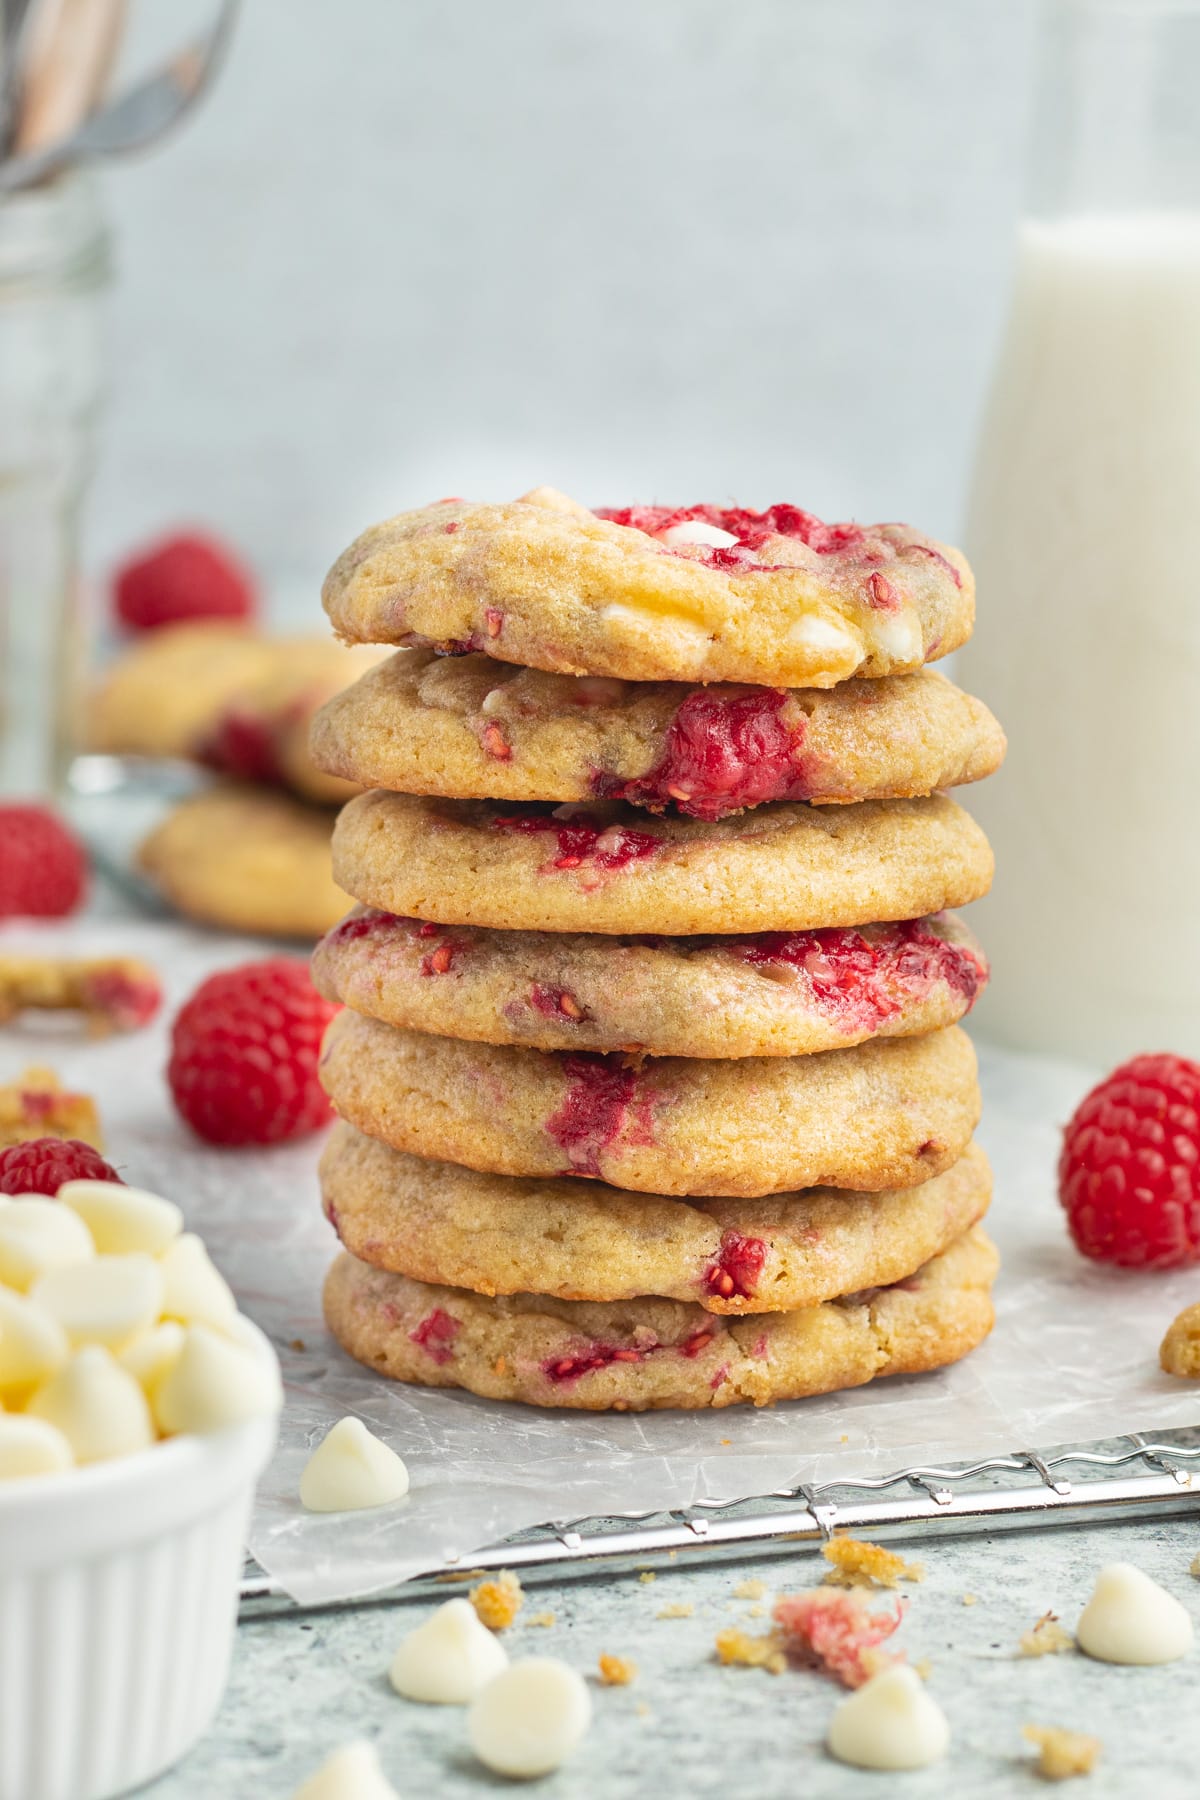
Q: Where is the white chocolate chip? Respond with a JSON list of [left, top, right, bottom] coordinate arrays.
[[827, 1665, 950, 1771], [290, 1740, 400, 1800], [0, 1412, 74, 1479], [0, 1197, 95, 1291], [785, 613, 859, 657], [32, 1253, 163, 1352], [0, 1286, 69, 1398], [389, 1598, 508, 1704], [657, 520, 739, 549], [158, 1232, 237, 1331], [119, 1320, 186, 1395], [152, 1324, 282, 1436], [869, 610, 923, 664], [58, 1180, 182, 1257], [27, 1347, 155, 1464], [300, 1416, 410, 1513], [468, 1657, 592, 1779], [1076, 1563, 1195, 1665]]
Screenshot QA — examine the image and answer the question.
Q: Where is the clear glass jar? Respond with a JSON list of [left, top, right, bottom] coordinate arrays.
[[0, 174, 110, 798], [958, 0, 1200, 1063]]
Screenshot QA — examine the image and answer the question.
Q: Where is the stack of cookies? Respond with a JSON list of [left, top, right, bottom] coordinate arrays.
[[309, 488, 1005, 1412]]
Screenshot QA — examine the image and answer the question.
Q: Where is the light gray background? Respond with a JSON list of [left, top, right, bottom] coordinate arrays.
[[91, 0, 1037, 609]]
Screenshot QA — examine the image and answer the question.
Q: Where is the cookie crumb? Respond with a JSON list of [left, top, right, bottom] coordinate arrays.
[[637, 1570, 656, 1584], [962, 1593, 978, 1606], [0, 1065, 102, 1150], [598, 1653, 637, 1686], [529, 1611, 555, 1628], [1019, 1612, 1075, 1657], [714, 1626, 787, 1675], [822, 1536, 924, 1590], [289, 1338, 306, 1353], [656, 1602, 693, 1620], [1023, 1724, 1101, 1780], [1160, 1304, 1200, 1378], [635, 1701, 652, 1720], [1190, 1553, 1200, 1580], [746, 1603, 766, 1619], [774, 1587, 904, 1688], [733, 1579, 767, 1600], [470, 1569, 523, 1630]]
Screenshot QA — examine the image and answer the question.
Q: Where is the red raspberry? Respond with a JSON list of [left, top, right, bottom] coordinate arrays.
[[0, 1138, 123, 1197], [1058, 1053, 1200, 1268], [168, 958, 337, 1146], [0, 805, 87, 917], [113, 532, 257, 632]]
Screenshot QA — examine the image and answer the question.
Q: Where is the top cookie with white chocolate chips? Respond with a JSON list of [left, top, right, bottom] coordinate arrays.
[[322, 488, 974, 688]]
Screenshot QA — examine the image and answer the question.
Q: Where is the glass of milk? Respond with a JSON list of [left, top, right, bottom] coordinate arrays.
[[958, 0, 1200, 1063]]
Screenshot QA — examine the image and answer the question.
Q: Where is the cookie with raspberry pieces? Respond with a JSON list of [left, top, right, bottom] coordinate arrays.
[[313, 909, 986, 1059], [0, 1068, 103, 1151], [320, 1124, 992, 1313], [322, 489, 973, 687], [323, 1226, 999, 1410], [310, 651, 1005, 819], [318, 1014, 979, 1197], [330, 792, 993, 938]]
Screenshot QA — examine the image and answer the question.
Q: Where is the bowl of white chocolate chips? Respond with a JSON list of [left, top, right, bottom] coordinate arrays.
[[0, 1180, 281, 1800]]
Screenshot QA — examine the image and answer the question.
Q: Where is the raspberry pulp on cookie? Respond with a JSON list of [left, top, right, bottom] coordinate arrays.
[[593, 688, 811, 820], [705, 1230, 768, 1301], [544, 1054, 653, 1178], [491, 809, 662, 874], [597, 504, 865, 558], [737, 920, 985, 1032]]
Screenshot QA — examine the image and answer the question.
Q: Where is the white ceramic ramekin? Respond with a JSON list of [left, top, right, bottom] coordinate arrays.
[[0, 1331, 278, 1800]]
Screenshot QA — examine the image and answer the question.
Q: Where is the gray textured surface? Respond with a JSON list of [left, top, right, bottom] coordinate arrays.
[[147, 1517, 1200, 1797]]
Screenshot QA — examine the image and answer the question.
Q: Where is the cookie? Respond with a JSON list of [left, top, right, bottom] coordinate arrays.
[[0, 953, 162, 1033], [0, 1066, 103, 1150], [312, 908, 987, 1059], [331, 790, 993, 936], [138, 787, 351, 940], [310, 650, 1005, 819], [323, 1225, 999, 1411], [318, 1014, 979, 1196], [322, 488, 974, 687], [89, 623, 381, 806], [321, 1123, 992, 1314]]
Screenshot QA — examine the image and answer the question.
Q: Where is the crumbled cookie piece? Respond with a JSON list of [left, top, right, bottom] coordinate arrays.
[[1160, 1304, 1200, 1379], [1190, 1553, 1200, 1580], [470, 1569, 524, 1630], [0, 953, 162, 1034], [656, 1602, 693, 1620], [714, 1626, 788, 1675], [529, 1611, 556, 1628], [962, 1593, 978, 1606], [822, 1536, 924, 1590], [637, 1570, 656, 1584], [0, 1066, 103, 1150], [1023, 1724, 1101, 1780], [1019, 1612, 1075, 1657], [597, 1653, 637, 1686], [733, 1578, 767, 1600], [773, 1587, 905, 1688]]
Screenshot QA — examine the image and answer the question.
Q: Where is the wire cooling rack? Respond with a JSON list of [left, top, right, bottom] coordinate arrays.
[[239, 1426, 1200, 1617]]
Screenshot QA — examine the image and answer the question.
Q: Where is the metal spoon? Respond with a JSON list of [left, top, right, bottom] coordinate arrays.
[[0, 0, 239, 191]]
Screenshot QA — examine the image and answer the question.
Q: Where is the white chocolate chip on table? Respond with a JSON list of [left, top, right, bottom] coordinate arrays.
[[291, 1740, 401, 1800], [300, 1415, 410, 1513], [0, 1196, 94, 1290], [468, 1657, 593, 1779], [389, 1597, 508, 1704], [827, 1664, 950, 1771], [1076, 1563, 1194, 1665]]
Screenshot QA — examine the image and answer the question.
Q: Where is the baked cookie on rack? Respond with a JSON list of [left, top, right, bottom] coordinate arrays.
[[310, 650, 1005, 819], [324, 1226, 999, 1411], [330, 791, 994, 936], [318, 1013, 980, 1197], [322, 488, 973, 687]]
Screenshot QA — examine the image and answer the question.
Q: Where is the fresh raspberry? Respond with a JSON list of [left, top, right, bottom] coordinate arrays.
[[0, 1138, 123, 1196], [1058, 1054, 1200, 1268], [168, 958, 337, 1146], [113, 532, 257, 632], [0, 805, 87, 917]]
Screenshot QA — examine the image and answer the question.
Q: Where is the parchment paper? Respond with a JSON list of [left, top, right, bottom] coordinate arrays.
[[5, 918, 1197, 1606]]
